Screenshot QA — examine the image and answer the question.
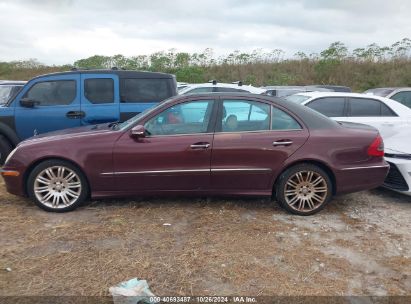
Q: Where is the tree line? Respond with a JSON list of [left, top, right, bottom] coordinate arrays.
[[1, 38, 411, 91]]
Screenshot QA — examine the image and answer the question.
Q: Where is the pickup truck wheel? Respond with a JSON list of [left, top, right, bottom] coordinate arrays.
[[275, 164, 332, 216], [0, 135, 13, 165], [27, 160, 89, 212]]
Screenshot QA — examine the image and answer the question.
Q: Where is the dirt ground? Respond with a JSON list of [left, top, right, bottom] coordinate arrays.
[[0, 178, 410, 297]]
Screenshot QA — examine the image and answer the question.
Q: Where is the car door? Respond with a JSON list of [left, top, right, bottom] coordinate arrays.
[[14, 74, 81, 139], [210, 98, 309, 191], [80, 74, 120, 125], [345, 97, 400, 138], [112, 98, 217, 192]]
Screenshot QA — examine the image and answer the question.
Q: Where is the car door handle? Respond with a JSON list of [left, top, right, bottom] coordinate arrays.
[[273, 140, 293, 146], [66, 111, 85, 119], [381, 122, 394, 126], [190, 143, 210, 149]]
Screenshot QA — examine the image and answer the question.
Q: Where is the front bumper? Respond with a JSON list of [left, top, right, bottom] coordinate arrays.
[[383, 157, 411, 196], [0, 167, 26, 197]]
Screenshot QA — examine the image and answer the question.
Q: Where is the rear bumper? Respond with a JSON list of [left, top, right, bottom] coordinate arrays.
[[334, 162, 389, 194], [383, 157, 411, 196]]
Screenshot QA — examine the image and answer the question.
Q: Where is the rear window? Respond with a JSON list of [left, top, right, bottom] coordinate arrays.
[[121, 78, 171, 103], [348, 98, 396, 117]]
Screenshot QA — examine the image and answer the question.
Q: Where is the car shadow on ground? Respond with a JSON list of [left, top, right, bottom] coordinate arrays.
[[371, 187, 411, 203]]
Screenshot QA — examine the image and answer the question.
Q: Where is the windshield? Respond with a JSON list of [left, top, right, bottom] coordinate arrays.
[[284, 94, 311, 104], [0, 86, 13, 104], [117, 96, 175, 130]]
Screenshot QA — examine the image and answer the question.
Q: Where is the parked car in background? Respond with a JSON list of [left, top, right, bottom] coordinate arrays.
[[179, 81, 266, 95], [307, 85, 352, 92], [0, 69, 177, 164], [1, 93, 388, 215], [0, 81, 26, 105], [364, 87, 411, 109], [383, 129, 411, 196], [285, 92, 411, 138], [262, 85, 331, 97]]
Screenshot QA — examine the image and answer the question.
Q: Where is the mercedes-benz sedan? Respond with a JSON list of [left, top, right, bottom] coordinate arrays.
[[1, 93, 389, 215]]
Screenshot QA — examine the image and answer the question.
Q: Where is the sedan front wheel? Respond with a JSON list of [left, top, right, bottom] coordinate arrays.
[[27, 160, 89, 212], [275, 164, 332, 215]]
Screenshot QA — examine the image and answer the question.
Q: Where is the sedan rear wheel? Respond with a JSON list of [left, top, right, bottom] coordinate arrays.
[[276, 164, 332, 215], [27, 160, 88, 212]]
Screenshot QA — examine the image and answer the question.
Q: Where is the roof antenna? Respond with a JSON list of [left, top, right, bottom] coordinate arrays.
[[232, 81, 243, 86], [208, 80, 217, 85]]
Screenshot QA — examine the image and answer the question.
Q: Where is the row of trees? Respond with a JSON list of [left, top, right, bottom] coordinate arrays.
[[1, 38, 411, 91]]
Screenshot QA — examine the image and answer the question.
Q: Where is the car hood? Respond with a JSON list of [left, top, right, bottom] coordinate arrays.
[[20, 123, 116, 145]]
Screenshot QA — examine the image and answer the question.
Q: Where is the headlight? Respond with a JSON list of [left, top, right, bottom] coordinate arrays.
[[4, 147, 18, 165]]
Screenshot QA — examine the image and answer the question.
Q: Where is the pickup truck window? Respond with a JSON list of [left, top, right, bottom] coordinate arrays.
[[121, 78, 170, 103], [84, 78, 114, 104], [24, 80, 76, 106]]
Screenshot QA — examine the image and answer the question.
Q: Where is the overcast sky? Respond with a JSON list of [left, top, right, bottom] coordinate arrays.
[[0, 0, 410, 65]]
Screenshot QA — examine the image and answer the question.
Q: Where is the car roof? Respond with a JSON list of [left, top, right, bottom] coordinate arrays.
[[293, 91, 383, 98], [366, 87, 411, 90], [29, 69, 175, 81], [179, 83, 265, 94]]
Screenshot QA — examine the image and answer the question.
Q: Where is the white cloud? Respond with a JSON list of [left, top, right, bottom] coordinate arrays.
[[0, 0, 410, 64]]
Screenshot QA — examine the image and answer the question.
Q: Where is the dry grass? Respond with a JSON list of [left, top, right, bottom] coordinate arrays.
[[0, 180, 410, 296]]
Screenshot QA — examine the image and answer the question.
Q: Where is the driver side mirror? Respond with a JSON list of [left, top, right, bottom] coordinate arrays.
[[130, 125, 146, 138], [20, 98, 40, 108]]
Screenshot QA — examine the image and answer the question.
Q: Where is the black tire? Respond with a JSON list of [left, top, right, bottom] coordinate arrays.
[[0, 135, 13, 165], [27, 159, 89, 212], [275, 163, 333, 216]]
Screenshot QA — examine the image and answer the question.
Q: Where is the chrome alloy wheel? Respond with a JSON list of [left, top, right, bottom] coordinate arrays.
[[284, 170, 328, 212], [34, 166, 82, 209]]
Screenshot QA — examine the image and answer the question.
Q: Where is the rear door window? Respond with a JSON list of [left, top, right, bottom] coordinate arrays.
[[121, 79, 171, 102], [84, 78, 114, 104], [220, 100, 270, 132], [306, 97, 345, 117]]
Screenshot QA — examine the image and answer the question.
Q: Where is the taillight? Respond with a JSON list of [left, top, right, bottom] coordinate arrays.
[[367, 135, 384, 157]]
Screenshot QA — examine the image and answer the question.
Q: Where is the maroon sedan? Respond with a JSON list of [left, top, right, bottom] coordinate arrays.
[[1, 93, 389, 215]]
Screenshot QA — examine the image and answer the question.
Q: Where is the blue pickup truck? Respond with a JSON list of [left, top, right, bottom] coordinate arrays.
[[0, 69, 177, 163]]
